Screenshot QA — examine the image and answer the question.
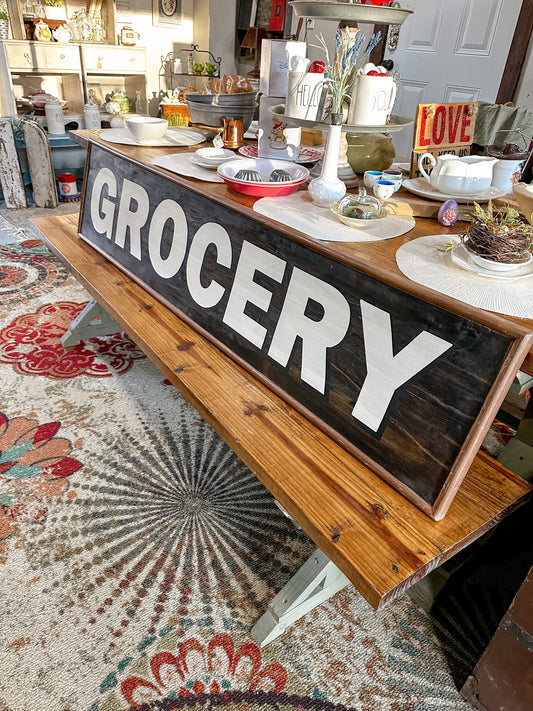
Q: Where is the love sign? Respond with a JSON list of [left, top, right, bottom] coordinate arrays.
[[410, 102, 478, 179], [414, 102, 478, 151], [79, 142, 531, 519]]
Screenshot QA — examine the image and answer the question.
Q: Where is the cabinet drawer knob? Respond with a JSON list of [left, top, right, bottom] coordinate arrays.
[[130, 57, 135, 62], [60, 54, 66, 59], [24, 52, 31, 65]]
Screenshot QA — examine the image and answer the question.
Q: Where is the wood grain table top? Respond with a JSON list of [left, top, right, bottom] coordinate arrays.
[[70, 129, 533, 376], [32, 207, 532, 611]]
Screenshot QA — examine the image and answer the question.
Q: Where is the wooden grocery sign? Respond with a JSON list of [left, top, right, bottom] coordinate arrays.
[[79, 142, 531, 520], [410, 101, 478, 178]]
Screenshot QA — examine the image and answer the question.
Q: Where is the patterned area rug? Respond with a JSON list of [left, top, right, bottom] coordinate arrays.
[[0, 237, 493, 710]]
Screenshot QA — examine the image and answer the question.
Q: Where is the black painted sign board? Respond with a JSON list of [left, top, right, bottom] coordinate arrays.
[[78, 142, 532, 520]]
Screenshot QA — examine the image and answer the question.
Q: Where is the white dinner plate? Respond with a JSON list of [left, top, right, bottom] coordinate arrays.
[[450, 242, 533, 280], [99, 127, 207, 147], [402, 178, 506, 203], [189, 154, 238, 170]]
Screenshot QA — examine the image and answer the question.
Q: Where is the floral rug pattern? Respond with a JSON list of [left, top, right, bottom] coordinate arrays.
[[0, 239, 479, 711]]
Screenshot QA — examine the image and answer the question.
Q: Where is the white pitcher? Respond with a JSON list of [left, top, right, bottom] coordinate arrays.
[[418, 154, 498, 195]]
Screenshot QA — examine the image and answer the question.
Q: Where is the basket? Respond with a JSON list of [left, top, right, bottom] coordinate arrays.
[[160, 103, 191, 127]]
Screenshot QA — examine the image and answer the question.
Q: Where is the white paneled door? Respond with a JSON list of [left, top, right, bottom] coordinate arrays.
[[385, 0, 523, 157]]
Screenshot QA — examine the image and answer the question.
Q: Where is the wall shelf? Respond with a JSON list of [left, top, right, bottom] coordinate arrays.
[[159, 44, 221, 93]]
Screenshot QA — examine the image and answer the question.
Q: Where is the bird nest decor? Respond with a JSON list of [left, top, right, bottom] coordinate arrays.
[[461, 200, 533, 265]]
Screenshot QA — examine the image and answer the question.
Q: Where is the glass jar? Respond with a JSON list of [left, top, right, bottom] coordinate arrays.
[[44, 97, 65, 135], [84, 100, 101, 130], [346, 132, 395, 174]]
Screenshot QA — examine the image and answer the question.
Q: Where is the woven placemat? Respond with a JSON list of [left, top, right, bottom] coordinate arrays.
[[253, 192, 415, 242], [396, 234, 533, 318], [151, 153, 225, 182]]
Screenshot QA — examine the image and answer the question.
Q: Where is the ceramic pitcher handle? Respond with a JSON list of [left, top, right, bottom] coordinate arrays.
[[418, 152, 435, 182]]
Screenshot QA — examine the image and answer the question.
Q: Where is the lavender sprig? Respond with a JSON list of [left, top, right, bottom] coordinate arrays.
[[311, 29, 383, 116]]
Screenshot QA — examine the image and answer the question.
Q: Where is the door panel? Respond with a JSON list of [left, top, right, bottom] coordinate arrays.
[[385, 0, 523, 158], [457, 0, 501, 55]]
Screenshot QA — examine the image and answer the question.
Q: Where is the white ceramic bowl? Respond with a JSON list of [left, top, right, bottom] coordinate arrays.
[[469, 250, 532, 272], [124, 116, 168, 144], [195, 147, 235, 165]]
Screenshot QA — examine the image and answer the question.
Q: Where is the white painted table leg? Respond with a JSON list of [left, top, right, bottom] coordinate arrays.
[[251, 548, 350, 647], [61, 298, 122, 347]]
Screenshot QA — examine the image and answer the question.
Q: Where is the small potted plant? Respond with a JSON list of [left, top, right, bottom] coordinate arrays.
[[44, 0, 66, 21], [0, 7, 9, 39], [461, 200, 533, 272]]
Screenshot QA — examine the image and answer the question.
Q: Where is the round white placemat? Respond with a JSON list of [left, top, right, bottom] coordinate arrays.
[[151, 153, 225, 182], [253, 192, 415, 242], [396, 234, 533, 318]]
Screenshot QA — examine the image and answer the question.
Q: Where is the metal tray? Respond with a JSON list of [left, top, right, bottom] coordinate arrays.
[[290, 1, 414, 25], [269, 104, 414, 133]]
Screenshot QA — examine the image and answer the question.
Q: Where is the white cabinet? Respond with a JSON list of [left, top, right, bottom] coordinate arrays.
[[81, 45, 147, 111], [0, 40, 147, 119], [2, 40, 84, 115], [82, 45, 146, 73]]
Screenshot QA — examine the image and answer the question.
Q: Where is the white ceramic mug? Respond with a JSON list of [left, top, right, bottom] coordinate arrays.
[[348, 75, 397, 126], [285, 71, 325, 121], [382, 169, 402, 192], [373, 179, 395, 199], [363, 170, 382, 189]]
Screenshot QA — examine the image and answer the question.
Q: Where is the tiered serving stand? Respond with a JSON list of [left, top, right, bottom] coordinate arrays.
[[272, 2, 416, 185]]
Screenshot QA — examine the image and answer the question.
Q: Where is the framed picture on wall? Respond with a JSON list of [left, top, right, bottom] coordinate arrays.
[[152, 0, 182, 27]]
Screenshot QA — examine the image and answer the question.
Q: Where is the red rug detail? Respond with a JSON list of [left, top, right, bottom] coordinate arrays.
[[0, 301, 145, 378]]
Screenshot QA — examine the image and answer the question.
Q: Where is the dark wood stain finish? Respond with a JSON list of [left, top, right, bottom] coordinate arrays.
[[78, 142, 531, 519]]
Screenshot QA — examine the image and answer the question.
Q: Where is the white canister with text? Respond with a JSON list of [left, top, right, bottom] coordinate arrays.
[[348, 75, 397, 126], [285, 71, 325, 121]]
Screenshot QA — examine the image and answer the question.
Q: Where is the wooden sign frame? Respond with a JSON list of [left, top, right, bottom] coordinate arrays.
[[410, 101, 478, 179], [78, 143, 532, 520]]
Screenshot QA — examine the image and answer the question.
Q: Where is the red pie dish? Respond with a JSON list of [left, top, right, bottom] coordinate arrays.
[[217, 158, 309, 197]]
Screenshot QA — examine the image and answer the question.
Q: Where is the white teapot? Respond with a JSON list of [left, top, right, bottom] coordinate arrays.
[[418, 153, 498, 195]]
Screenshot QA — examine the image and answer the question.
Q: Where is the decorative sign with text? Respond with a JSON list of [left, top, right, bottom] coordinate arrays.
[[79, 143, 531, 520], [410, 101, 478, 179]]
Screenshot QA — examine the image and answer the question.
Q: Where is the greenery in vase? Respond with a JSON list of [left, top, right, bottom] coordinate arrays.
[[313, 27, 382, 116], [461, 200, 533, 263], [0, 11, 8, 19], [44, 0, 64, 7]]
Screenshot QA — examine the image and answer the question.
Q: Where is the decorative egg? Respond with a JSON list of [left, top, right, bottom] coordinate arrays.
[[438, 199, 460, 226]]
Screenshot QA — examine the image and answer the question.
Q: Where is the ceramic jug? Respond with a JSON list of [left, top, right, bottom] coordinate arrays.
[[418, 153, 498, 195]]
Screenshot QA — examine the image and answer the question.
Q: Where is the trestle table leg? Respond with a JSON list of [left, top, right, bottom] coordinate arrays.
[[61, 298, 122, 347], [251, 548, 350, 647]]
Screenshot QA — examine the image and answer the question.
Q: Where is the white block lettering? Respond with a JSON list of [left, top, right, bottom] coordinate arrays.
[[352, 300, 453, 431], [148, 199, 188, 279], [115, 178, 149, 259], [187, 223, 232, 308], [223, 241, 286, 348], [268, 268, 350, 394], [90, 167, 116, 240]]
